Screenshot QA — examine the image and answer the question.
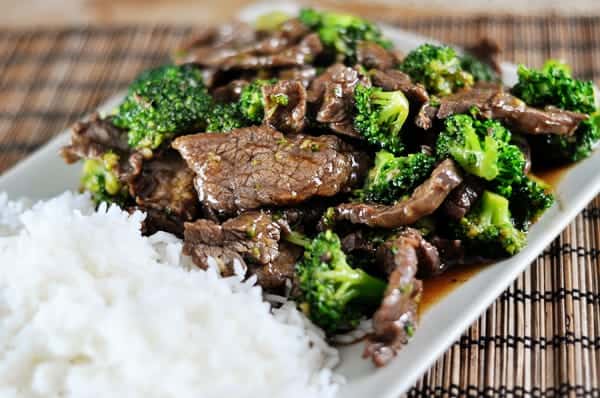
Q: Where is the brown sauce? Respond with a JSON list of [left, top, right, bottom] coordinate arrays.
[[531, 163, 573, 187], [420, 263, 488, 313], [419, 163, 573, 314]]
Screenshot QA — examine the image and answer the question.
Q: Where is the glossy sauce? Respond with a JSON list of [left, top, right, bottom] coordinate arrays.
[[419, 163, 572, 313]]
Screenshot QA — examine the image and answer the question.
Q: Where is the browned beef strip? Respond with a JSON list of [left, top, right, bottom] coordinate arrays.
[[334, 159, 463, 228], [60, 113, 143, 182], [307, 64, 370, 138], [486, 94, 587, 136], [370, 69, 429, 104], [177, 20, 321, 72], [184, 212, 299, 291], [441, 176, 484, 221], [436, 84, 500, 119], [414, 102, 439, 130], [341, 230, 379, 257], [356, 41, 398, 70], [184, 211, 281, 269], [465, 37, 502, 74], [252, 242, 302, 291], [175, 23, 258, 68], [437, 86, 588, 136], [277, 66, 318, 88], [262, 80, 307, 134], [211, 79, 248, 102], [173, 125, 369, 216], [129, 151, 199, 236], [364, 228, 424, 367]]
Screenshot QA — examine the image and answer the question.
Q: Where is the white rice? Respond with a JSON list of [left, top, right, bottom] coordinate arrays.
[[0, 192, 340, 398]]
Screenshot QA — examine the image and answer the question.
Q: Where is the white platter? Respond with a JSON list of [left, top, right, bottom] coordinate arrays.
[[1, 4, 599, 397]]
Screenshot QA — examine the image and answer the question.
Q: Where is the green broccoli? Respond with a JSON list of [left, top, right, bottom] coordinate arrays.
[[358, 150, 436, 204], [205, 102, 246, 133], [400, 43, 474, 96], [238, 79, 276, 124], [113, 64, 212, 150], [509, 177, 554, 229], [298, 8, 391, 63], [294, 230, 387, 334], [353, 84, 410, 154], [512, 60, 597, 114], [436, 114, 503, 180], [459, 53, 499, 83], [81, 152, 129, 205], [455, 191, 526, 257]]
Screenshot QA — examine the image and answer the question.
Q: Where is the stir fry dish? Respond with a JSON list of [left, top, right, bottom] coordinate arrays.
[[60, 9, 600, 367]]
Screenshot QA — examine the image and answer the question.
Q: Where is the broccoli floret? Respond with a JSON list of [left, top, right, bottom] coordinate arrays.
[[113, 64, 212, 150], [531, 111, 600, 163], [298, 8, 391, 63], [400, 44, 474, 96], [205, 102, 246, 133], [509, 177, 554, 229], [353, 84, 410, 154], [359, 150, 436, 204], [238, 79, 276, 124], [512, 60, 597, 114], [81, 152, 129, 205], [512, 60, 600, 163], [494, 143, 527, 197], [455, 191, 526, 257], [436, 114, 502, 180], [295, 230, 387, 334]]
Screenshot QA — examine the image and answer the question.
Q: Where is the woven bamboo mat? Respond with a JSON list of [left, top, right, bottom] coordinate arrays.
[[0, 17, 599, 397]]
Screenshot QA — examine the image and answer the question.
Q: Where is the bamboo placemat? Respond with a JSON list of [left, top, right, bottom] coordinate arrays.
[[0, 17, 599, 397]]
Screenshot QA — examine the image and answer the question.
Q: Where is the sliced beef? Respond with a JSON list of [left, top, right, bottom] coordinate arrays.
[[436, 84, 500, 119], [277, 66, 318, 88], [466, 37, 502, 74], [175, 23, 259, 68], [252, 242, 302, 291], [334, 159, 463, 228], [221, 33, 323, 71], [486, 94, 587, 136], [437, 86, 588, 136], [60, 113, 143, 182], [370, 69, 429, 104], [414, 102, 439, 130], [173, 125, 369, 216], [430, 236, 466, 267], [307, 64, 370, 138], [364, 229, 424, 367], [211, 79, 248, 102], [184, 211, 299, 291], [341, 230, 379, 257], [262, 80, 307, 134], [177, 20, 321, 72], [356, 41, 397, 70], [274, 204, 330, 235], [441, 176, 484, 221], [129, 151, 199, 236], [184, 211, 281, 272]]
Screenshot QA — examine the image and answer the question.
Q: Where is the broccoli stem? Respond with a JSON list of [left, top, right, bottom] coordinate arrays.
[[284, 230, 312, 249], [324, 268, 387, 304]]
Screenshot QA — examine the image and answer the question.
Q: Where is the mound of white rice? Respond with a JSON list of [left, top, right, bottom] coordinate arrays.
[[0, 192, 340, 398]]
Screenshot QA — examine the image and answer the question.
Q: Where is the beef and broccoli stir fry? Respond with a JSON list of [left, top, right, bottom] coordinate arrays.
[[60, 9, 600, 367]]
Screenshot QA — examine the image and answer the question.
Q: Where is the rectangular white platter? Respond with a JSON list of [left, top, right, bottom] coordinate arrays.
[[1, 3, 599, 397]]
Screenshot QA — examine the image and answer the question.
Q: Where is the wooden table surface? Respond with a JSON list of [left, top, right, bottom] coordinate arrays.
[[3, 0, 600, 27]]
